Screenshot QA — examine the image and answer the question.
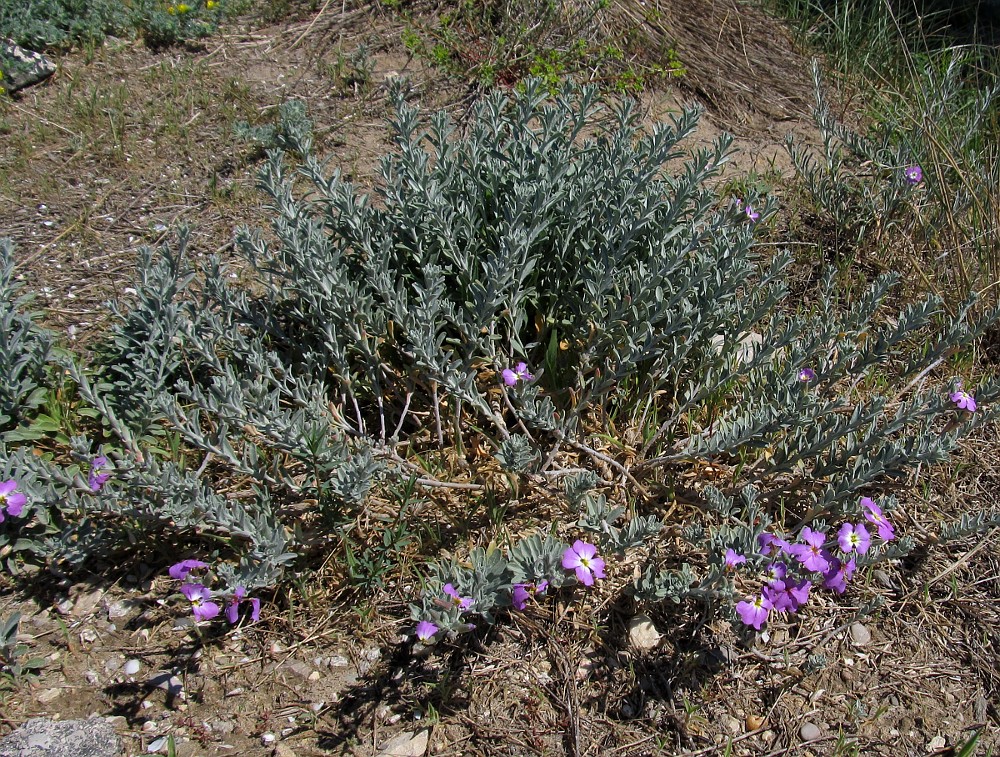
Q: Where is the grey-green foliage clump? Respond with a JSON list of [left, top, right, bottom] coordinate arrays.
[[234, 99, 313, 156], [1, 78, 997, 616], [0, 240, 54, 433], [240, 77, 757, 450]]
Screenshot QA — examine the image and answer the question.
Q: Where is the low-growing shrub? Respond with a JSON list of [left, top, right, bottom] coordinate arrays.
[[1, 79, 997, 641], [0, 0, 231, 52]]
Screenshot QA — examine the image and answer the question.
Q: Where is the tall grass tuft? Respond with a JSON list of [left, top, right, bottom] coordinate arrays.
[[772, 0, 1000, 301]]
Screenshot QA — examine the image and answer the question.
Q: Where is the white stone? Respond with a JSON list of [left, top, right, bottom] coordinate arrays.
[[378, 729, 430, 756], [849, 622, 871, 646], [800, 722, 822, 741], [627, 615, 661, 651]]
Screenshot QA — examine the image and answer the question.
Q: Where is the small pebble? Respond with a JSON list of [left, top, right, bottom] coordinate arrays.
[[849, 622, 871, 646], [927, 735, 947, 751], [800, 722, 822, 741]]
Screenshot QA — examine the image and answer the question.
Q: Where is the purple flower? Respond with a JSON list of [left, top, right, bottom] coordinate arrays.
[[511, 580, 548, 611], [822, 558, 856, 594], [443, 583, 474, 610], [415, 620, 438, 642], [904, 165, 923, 185], [88, 456, 111, 492], [744, 204, 760, 222], [501, 361, 534, 386], [224, 586, 261, 624], [0, 479, 27, 519], [861, 497, 895, 541], [168, 559, 209, 581], [764, 578, 811, 613], [180, 583, 220, 622], [798, 367, 816, 382], [950, 390, 977, 413], [736, 593, 772, 630], [789, 527, 832, 573], [837, 522, 871, 554], [758, 532, 790, 556], [786, 578, 812, 610], [561, 540, 606, 586], [724, 549, 746, 570], [764, 561, 788, 586], [512, 584, 531, 610]]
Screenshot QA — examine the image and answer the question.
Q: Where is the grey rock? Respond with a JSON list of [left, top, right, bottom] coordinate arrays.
[[0, 717, 120, 757], [626, 614, 661, 651], [0, 39, 57, 93], [378, 729, 429, 756], [799, 722, 822, 741], [721, 715, 741, 735], [283, 660, 314, 679], [849, 622, 871, 646]]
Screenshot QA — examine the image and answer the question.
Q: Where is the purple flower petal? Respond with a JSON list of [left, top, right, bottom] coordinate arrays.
[[862, 498, 895, 541], [180, 582, 211, 603], [950, 390, 977, 413], [0, 480, 26, 517], [443, 583, 473, 610], [193, 601, 221, 622], [758, 532, 789, 556], [169, 560, 209, 581], [589, 556, 606, 579], [4, 491, 26, 517], [512, 584, 531, 611], [415, 620, 438, 642], [88, 471, 111, 492], [736, 594, 772, 630], [562, 540, 604, 585], [724, 548, 747, 569]]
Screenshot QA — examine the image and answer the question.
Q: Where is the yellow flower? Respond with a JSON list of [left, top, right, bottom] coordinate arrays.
[[207, 0, 217, 8], [177, 3, 190, 12], [167, 4, 176, 13]]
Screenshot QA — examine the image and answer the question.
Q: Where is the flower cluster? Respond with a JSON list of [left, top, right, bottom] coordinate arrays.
[[168, 560, 260, 624], [413, 540, 605, 643], [735, 497, 895, 630], [0, 479, 27, 523]]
